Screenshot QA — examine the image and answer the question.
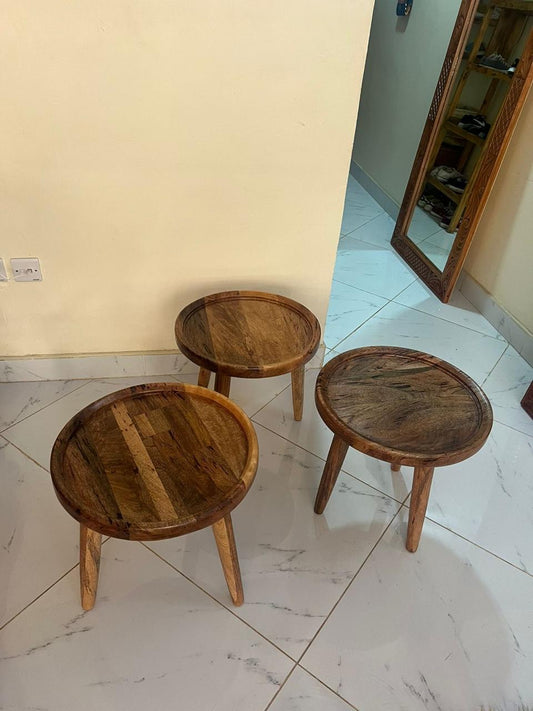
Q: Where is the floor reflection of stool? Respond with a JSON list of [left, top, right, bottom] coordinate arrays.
[[175, 291, 321, 421], [50, 383, 258, 609], [314, 347, 493, 552]]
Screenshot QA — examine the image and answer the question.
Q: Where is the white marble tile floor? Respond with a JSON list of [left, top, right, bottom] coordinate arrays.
[[1, 178, 531, 710]]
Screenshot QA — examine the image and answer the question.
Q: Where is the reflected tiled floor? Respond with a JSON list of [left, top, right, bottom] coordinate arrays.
[[1, 176, 532, 710]]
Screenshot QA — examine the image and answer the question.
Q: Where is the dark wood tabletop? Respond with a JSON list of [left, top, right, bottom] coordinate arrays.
[[50, 382, 258, 541], [175, 290, 321, 378], [315, 347, 493, 468]]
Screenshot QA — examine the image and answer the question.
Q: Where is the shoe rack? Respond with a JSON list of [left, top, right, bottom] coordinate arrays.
[[423, 0, 533, 233]]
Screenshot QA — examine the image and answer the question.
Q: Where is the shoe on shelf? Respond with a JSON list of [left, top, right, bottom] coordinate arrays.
[[438, 205, 456, 229], [425, 196, 455, 223], [458, 114, 491, 138], [508, 58, 519, 76], [447, 176, 468, 194], [479, 53, 510, 72], [430, 166, 463, 184], [418, 194, 432, 209]]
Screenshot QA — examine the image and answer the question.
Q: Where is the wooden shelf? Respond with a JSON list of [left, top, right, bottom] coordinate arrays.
[[491, 0, 533, 13], [470, 63, 513, 81], [445, 120, 486, 145], [426, 176, 462, 203]]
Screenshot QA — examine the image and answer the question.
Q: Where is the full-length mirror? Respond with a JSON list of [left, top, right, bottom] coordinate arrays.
[[392, 0, 533, 301]]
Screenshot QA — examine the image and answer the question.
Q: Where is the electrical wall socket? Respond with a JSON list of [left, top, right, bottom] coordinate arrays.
[[11, 257, 43, 282], [0, 258, 7, 281]]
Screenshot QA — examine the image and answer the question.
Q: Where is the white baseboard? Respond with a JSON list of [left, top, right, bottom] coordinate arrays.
[[349, 161, 400, 222], [0, 345, 326, 382], [460, 273, 533, 367]]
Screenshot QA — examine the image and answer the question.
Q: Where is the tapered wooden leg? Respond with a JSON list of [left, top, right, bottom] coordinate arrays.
[[406, 466, 435, 553], [214, 372, 231, 398], [314, 434, 349, 514], [391, 463, 401, 472], [291, 365, 305, 421], [80, 524, 102, 611], [212, 514, 244, 606], [198, 367, 211, 388]]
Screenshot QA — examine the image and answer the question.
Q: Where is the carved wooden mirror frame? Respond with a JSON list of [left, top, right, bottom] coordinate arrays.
[[391, 0, 533, 302]]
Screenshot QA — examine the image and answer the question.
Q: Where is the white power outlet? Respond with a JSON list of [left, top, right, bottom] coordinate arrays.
[[0, 258, 7, 281], [11, 257, 43, 282]]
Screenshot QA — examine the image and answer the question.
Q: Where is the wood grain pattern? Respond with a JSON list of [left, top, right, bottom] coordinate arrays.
[[50, 383, 258, 541], [315, 347, 492, 468], [214, 372, 231, 398], [198, 367, 211, 388], [314, 347, 493, 550], [212, 514, 244, 606], [291, 365, 305, 422], [407, 466, 435, 553], [175, 291, 321, 379], [392, 9, 533, 302], [80, 525, 101, 611], [313, 434, 349, 514]]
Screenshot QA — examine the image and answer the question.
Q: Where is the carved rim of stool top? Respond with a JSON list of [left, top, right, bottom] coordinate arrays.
[[315, 346, 493, 468], [175, 290, 321, 378], [50, 382, 259, 540]]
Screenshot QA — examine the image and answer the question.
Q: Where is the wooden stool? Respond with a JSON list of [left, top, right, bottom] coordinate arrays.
[[175, 291, 321, 421], [50, 383, 258, 610], [314, 347, 493, 552]]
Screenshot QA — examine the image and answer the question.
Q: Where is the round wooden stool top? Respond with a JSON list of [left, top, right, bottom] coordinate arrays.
[[175, 291, 321, 378], [315, 347, 493, 468], [50, 383, 258, 541]]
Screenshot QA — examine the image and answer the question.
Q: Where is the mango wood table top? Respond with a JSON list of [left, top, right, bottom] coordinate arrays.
[[175, 291, 321, 378], [50, 383, 258, 541], [315, 347, 493, 468]]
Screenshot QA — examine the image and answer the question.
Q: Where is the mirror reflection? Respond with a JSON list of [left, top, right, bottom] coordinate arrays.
[[407, 0, 532, 271]]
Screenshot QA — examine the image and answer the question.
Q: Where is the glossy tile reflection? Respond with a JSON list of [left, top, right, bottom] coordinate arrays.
[[1, 177, 531, 710]]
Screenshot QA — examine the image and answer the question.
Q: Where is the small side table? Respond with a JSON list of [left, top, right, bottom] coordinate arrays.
[[175, 291, 321, 420], [314, 347, 493, 552], [50, 383, 258, 610]]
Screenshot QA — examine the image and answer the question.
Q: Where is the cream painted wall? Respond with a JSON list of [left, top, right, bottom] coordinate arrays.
[[0, 0, 375, 357], [464, 93, 533, 334], [352, 0, 462, 206]]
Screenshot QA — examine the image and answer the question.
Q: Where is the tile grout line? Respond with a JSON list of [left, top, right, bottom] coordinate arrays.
[[264, 662, 361, 711], [391, 303, 510, 343], [481, 344, 509, 387], [492, 417, 533, 439], [328, 299, 394, 353], [249, 420, 408, 506], [399, 502, 533, 579], [1, 435, 54, 474], [139, 542, 299, 664], [340, 209, 386, 238], [331, 293, 510, 357], [0, 538, 112, 632], [295, 505, 404, 665], [261, 663, 300, 711], [291, 664, 361, 711], [0, 379, 92, 436]]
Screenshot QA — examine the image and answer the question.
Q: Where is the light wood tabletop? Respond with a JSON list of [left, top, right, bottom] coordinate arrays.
[[175, 290, 321, 420], [51, 382, 258, 609]]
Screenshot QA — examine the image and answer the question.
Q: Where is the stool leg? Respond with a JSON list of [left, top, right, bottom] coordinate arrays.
[[214, 372, 231, 398], [212, 514, 244, 606], [291, 365, 305, 421], [198, 367, 211, 388], [406, 466, 434, 553], [314, 434, 349, 514], [391, 463, 401, 472], [80, 524, 101, 611]]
